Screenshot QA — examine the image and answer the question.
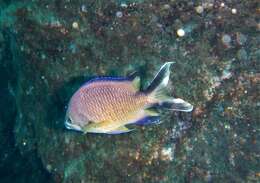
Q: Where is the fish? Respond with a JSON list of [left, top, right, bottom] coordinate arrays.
[[65, 62, 193, 134]]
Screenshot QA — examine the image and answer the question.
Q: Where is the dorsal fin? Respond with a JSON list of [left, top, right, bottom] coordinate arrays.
[[127, 71, 139, 80]]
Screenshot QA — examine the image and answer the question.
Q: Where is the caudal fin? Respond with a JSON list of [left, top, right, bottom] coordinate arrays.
[[160, 98, 193, 112], [145, 62, 193, 112], [145, 62, 174, 100]]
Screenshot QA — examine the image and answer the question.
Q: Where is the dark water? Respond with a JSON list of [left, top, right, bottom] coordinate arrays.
[[0, 1, 259, 183]]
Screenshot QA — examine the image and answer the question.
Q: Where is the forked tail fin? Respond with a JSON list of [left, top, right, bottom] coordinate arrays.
[[145, 62, 193, 112], [145, 62, 173, 100], [159, 98, 193, 112]]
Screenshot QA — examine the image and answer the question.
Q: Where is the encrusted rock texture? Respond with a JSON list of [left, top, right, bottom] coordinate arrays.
[[0, 0, 259, 182]]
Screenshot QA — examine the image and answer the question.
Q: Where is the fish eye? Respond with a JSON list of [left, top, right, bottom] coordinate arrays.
[[65, 117, 74, 129], [65, 117, 72, 124]]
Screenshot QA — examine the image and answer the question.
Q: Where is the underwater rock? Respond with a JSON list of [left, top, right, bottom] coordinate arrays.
[[0, 29, 53, 183], [237, 49, 248, 61], [235, 32, 247, 46], [7, 0, 259, 182]]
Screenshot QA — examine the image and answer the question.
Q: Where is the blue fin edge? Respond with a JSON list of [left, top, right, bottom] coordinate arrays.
[[82, 76, 133, 86], [133, 116, 161, 126], [106, 129, 134, 135]]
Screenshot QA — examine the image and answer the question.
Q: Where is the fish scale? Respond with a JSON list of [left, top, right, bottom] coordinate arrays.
[[79, 83, 147, 123]]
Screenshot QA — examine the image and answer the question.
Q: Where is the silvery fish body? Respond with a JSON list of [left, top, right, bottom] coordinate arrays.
[[65, 62, 193, 134]]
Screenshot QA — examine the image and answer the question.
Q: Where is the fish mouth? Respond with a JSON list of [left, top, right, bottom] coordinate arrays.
[[65, 118, 83, 132]]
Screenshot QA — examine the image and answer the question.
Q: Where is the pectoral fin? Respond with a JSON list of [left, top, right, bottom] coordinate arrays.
[[131, 76, 141, 91], [144, 108, 159, 116]]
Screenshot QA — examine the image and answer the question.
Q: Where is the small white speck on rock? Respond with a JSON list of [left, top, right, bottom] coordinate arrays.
[[72, 22, 79, 29], [116, 11, 123, 18], [231, 8, 237, 14], [221, 34, 231, 48], [195, 5, 204, 14], [81, 5, 87, 12], [120, 3, 128, 8], [177, 28, 185, 37]]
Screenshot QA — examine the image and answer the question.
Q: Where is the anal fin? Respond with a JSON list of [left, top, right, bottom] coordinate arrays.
[[133, 116, 161, 126], [106, 126, 133, 134], [83, 120, 113, 134]]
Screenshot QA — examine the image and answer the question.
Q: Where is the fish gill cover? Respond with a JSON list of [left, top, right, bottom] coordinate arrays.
[[0, 0, 259, 183]]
